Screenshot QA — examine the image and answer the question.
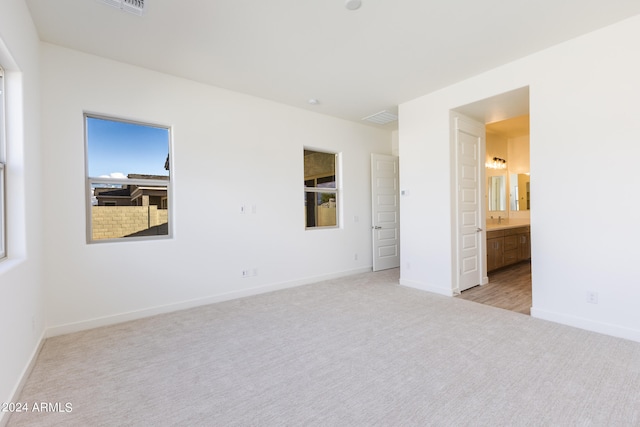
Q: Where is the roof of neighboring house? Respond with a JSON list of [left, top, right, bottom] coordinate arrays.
[[95, 188, 130, 197], [128, 173, 169, 180]]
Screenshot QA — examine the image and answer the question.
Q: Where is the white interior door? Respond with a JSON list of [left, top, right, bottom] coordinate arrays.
[[371, 154, 400, 271], [453, 114, 485, 292]]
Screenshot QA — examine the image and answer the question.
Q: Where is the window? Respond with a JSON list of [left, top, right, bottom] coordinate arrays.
[[85, 114, 171, 242], [0, 67, 6, 259], [304, 149, 338, 228]]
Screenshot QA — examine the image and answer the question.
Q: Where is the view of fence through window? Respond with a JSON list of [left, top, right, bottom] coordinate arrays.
[[304, 149, 338, 228], [85, 115, 171, 242]]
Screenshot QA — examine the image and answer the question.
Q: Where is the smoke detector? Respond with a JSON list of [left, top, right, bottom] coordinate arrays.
[[345, 0, 362, 10], [98, 0, 145, 16]]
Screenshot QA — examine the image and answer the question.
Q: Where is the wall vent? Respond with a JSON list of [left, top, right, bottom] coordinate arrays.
[[98, 0, 144, 16], [362, 110, 398, 125]]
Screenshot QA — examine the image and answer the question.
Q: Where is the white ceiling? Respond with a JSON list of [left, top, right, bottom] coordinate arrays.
[[486, 114, 530, 138], [25, 0, 640, 128]]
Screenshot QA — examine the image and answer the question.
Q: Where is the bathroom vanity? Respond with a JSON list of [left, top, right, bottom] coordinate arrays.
[[486, 224, 530, 272]]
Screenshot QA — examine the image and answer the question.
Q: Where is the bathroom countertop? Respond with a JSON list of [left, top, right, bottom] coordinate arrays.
[[485, 221, 530, 231]]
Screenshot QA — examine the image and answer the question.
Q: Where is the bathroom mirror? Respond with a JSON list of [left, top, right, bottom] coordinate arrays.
[[509, 173, 530, 211], [488, 175, 506, 211]]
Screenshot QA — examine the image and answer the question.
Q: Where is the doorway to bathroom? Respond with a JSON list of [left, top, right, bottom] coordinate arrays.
[[458, 258, 531, 314], [452, 87, 532, 315]]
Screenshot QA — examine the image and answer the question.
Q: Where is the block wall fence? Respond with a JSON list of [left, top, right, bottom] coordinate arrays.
[[92, 206, 168, 239]]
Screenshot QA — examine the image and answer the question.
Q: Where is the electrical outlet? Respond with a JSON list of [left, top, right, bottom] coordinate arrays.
[[586, 291, 598, 304], [242, 268, 258, 278]]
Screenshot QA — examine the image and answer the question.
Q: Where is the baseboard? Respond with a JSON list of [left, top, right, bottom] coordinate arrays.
[[0, 331, 46, 427], [531, 307, 640, 343], [46, 267, 372, 338], [399, 278, 453, 297]]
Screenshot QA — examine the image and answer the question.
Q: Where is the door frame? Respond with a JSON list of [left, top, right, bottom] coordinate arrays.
[[371, 153, 400, 272]]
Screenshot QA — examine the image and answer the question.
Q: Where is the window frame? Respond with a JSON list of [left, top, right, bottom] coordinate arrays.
[[84, 112, 172, 243], [0, 67, 6, 259], [303, 148, 340, 230]]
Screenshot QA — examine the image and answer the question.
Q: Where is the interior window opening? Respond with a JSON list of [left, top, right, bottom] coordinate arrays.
[[303, 149, 338, 229]]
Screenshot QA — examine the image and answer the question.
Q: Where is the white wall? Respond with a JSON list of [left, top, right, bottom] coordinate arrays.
[[391, 129, 399, 156], [399, 15, 640, 341], [0, 0, 45, 420], [507, 135, 530, 175], [41, 44, 392, 334]]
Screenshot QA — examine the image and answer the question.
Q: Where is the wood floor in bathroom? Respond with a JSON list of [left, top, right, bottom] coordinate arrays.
[[457, 260, 532, 315]]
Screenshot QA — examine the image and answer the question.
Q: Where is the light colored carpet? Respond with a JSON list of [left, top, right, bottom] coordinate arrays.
[[8, 268, 640, 426]]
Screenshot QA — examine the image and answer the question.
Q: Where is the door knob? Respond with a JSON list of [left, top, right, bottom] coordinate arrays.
[[372, 226, 382, 229], [476, 227, 483, 232]]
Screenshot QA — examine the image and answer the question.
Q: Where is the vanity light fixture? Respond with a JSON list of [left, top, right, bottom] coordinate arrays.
[[486, 157, 507, 169]]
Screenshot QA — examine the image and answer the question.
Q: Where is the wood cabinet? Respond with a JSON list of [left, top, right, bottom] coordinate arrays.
[[487, 230, 504, 271], [518, 231, 531, 260], [486, 226, 530, 272]]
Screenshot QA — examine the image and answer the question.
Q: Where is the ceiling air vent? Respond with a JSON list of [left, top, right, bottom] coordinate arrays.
[[98, 0, 144, 16], [362, 110, 398, 125]]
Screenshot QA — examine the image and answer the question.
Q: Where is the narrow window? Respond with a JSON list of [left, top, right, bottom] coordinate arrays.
[[0, 67, 6, 258], [304, 149, 338, 228], [85, 114, 171, 242]]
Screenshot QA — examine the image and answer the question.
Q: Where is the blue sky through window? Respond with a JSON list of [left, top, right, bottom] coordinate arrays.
[[87, 116, 170, 178]]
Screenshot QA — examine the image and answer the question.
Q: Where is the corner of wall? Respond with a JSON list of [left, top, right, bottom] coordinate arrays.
[[0, 332, 46, 427]]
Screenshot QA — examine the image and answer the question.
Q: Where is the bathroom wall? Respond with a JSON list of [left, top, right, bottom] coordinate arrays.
[[485, 132, 508, 219], [507, 135, 530, 220]]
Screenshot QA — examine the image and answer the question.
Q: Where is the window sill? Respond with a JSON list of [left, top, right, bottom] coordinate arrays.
[[0, 257, 27, 278]]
